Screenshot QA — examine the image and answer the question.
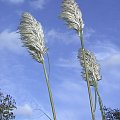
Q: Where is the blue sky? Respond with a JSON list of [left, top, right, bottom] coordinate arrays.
[[0, 0, 120, 120]]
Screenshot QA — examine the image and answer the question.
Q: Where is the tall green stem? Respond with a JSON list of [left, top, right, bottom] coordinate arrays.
[[93, 89, 97, 113], [42, 60, 57, 120], [93, 80, 105, 120], [78, 30, 95, 120], [89, 52, 105, 120]]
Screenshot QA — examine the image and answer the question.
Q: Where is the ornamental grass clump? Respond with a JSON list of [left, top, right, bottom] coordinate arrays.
[[60, 0, 105, 120], [18, 12, 57, 120]]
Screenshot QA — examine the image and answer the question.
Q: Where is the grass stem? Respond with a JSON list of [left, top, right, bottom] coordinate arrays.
[[79, 30, 95, 120], [93, 80, 105, 120], [42, 60, 57, 120]]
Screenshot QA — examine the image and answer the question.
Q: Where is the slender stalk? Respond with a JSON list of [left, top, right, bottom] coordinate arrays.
[[78, 30, 95, 120], [34, 108, 52, 120], [91, 61, 105, 120], [42, 60, 57, 120], [93, 80, 105, 120], [89, 53, 105, 120], [93, 89, 97, 113]]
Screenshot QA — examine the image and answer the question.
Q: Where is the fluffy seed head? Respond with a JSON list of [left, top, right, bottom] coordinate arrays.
[[19, 12, 47, 63], [78, 49, 101, 86], [60, 0, 84, 32]]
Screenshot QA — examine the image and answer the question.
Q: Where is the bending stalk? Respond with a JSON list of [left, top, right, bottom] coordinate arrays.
[[42, 60, 57, 120], [79, 30, 95, 120], [91, 62, 105, 120], [93, 80, 105, 120], [93, 89, 97, 113]]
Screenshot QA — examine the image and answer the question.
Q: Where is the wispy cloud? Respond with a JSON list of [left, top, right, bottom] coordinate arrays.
[[14, 103, 50, 120], [15, 104, 33, 116], [1, 0, 24, 4], [55, 81, 86, 103], [56, 58, 79, 68], [29, 0, 48, 9], [92, 40, 120, 67], [46, 27, 97, 45], [104, 54, 120, 66], [0, 29, 24, 54], [84, 27, 95, 40], [55, 54, 80, 69], [46, 29, 78, 45]]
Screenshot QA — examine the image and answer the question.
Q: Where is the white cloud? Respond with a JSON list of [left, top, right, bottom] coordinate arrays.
[[1, 0, 24, 4], [30, 0, 47, 9], [84, 27, 95, 40], [56, 57, 80, 69], [103, 54, 120, 66], [46, 29, 78, 45], [46, 28, 95, 45], [92, 41, 120, 66], [0, 29, 24, 54], [15, 104, 33, 116], [15, 103, 51, 120], [55, 81, 86, 103]]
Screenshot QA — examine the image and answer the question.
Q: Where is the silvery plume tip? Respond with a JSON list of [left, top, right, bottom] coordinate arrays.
[[78, 48, 101, 86], [19, 12, 47, 63], [60, 0, 84, 32]]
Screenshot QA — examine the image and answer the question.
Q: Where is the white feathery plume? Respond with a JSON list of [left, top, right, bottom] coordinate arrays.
[[18, 12, 57, 120], [78, 48, 101, 86], [60, 0, 84, 32], [19, 12, 47, 63]]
